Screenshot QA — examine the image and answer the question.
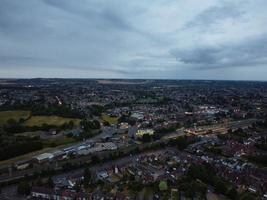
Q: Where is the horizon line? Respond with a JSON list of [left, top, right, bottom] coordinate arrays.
[[0, 77, 267, 82]]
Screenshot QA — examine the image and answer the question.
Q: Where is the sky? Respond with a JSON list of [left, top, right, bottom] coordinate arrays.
[[0, 0, 267, 80]]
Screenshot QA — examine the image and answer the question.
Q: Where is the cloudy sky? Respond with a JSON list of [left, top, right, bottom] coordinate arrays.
[[0, 0, 267, 80]]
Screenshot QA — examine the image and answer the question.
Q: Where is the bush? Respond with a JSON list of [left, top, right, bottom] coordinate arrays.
[[17, 181, 31, 196]]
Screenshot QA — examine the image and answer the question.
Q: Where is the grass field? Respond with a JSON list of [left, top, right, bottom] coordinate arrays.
[[15, 131, 42, 138], [0, 110, 30, 126], [42, 137, 76, 148], [23, 116, 81, 127], [0, 138, 80, 167], [206, 192, 229, 200], [101, 113, 119, 124]]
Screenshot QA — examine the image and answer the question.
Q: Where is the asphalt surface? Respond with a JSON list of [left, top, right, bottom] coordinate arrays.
[[0, 118, 260, 184]]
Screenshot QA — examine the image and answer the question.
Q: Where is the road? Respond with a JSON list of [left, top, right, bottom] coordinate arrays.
[[0, 118, 260, 184], [163, 118, 260, 138], [53, 147, 176, 182]]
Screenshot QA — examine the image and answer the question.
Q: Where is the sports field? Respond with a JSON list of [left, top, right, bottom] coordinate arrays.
[[23, 115, 81, 127], [101, 113, 119, 124], [0, 110, 30, 126]]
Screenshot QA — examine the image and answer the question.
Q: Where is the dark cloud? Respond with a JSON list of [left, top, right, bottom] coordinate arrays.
[[41, 0, 132, 31], [0, 1, 27, 32], [171, 34, 267, 69], [0, 0, 267, 80], [184, 1, 246, 30], [41, 0, 68, 8], [0, 55, 44, 63], [171, 47, 220, 65]]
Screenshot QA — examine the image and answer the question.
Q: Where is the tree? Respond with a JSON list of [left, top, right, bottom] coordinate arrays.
[[142, 133, 152, 143], [47, 177, 54, 188], [239, 192, 257, 200], [74, 182, 81, 192], [159, 181, 168, 191], [4, 118, 23, 133], [227, 187, 238, 199], [17, 181, 31, 196], [263, 117, 267, 127], [213, 177, 227, 194], [80, 119, 100, 131], [91, 155, 100, 164], [181, 181, 206, 199], [68, 121, 74, 129], [103, 121, 110, 126], [92, 120, 100, 129], [128, 180, 142, 191], [90, 105, 105, 116], [84, 167, 91, 186], [168, 136, 194, 150], [35, 177, 43, 186]]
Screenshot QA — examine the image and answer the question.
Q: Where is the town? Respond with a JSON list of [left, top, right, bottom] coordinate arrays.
[[0, 79, 266, 200]]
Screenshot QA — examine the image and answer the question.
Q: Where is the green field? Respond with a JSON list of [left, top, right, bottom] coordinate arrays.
[[42, 137, 76, 148], [0, 110, 81, 127], [23, 116, 81, 127], [0, 110, 30, 126], [15, 131, 41, 138], [101, 113, 119, 124], [206, 192, 229, 200]]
